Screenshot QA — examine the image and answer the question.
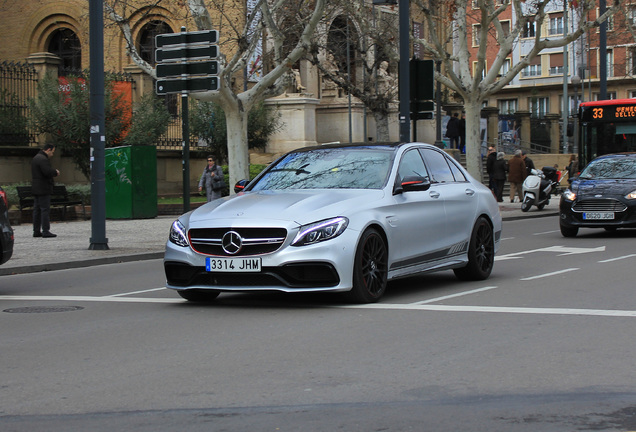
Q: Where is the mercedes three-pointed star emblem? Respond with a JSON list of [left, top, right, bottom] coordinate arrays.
[[221, 231, 243, 255]]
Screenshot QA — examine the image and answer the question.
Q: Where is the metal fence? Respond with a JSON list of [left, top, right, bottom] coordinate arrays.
[[0, 61, 39, 146]]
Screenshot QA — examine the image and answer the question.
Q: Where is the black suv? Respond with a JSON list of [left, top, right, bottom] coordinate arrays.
[[0, 186, 14, 265]]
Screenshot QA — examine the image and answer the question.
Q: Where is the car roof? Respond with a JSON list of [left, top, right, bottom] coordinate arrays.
[[287, 141, 437, 154], [592, 152, 636, 161]]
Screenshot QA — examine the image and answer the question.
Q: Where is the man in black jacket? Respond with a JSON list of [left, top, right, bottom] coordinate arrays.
[[31, 143, 60, 238]]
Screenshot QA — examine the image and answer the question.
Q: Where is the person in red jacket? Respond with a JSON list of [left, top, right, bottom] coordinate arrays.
[[507, 149, 527, 203], [31, 143, 60, 238]]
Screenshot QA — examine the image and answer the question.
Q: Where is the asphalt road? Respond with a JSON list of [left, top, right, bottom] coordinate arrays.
[[1, 216, 636, 431]]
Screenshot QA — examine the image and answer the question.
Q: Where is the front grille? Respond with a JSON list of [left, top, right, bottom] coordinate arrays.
[[572, 199, 627, 213], [189, 227, 287, 256]]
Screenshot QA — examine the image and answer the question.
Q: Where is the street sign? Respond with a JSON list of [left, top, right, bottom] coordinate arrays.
[[156, 30, 218, 48], [156, 45, 218, 62], [156, 77, 219, 95], [156, 61, 219, 78]]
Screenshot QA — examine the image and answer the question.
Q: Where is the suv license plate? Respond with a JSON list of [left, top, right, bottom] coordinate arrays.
[[583, 212, 614, 220], [206, 257, 262, 272]]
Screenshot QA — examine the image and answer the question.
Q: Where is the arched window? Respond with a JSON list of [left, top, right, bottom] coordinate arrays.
[[138, 21, 173, 65], [327, 16, 358, 83], [48, 28, 82, 73]]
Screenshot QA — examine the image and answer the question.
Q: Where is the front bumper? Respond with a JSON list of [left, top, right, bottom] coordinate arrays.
[[559, 197, 636, 229], [163, 227, 360, 294]]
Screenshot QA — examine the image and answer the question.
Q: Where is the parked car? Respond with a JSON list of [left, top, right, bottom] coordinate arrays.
[[164, 142, 502, 303], [559, 153, 636, 237], [0, 186, 15, 265]]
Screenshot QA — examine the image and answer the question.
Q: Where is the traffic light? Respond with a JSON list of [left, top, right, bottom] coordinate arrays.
[[410, 59, 434, 102]]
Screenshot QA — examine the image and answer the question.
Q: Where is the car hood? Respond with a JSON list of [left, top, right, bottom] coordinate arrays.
[[187, 189, 385, 227], [572, 179, 636, 196]]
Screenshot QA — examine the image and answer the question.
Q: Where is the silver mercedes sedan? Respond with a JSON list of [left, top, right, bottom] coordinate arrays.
[[164, 142, 502, 303]]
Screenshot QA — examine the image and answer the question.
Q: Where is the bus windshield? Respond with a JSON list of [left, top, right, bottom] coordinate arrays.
[[578, 99, 636, 167]]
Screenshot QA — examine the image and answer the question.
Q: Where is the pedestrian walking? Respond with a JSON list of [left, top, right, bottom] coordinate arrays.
[[493, 152, 508, 202], [522, 150, 535, 175], [486, 146, 497, 194], [445, 113, 460, 149], [508, 149, 527, 203], [198, 156, 225, 202], [31, 143, 60, 238]]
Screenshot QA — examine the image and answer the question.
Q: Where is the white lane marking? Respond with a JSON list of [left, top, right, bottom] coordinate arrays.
[[500, 237, 515, 241], [341, 304, 636, 317], [413, 286, 499, 305], [533, 230, 560, 236], [599, 254, 636, 263], [520, 268, 579, 281], [107, 287, 167, 297], [496, 245, 605, 261], [0, 296, 180, 304], [3, 296, 636, 317]]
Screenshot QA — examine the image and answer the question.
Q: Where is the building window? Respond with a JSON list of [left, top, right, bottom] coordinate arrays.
[[630, 91, 636, 98], [606, 49, 614, 78], [138, 21, 173, 65], [472, 24, 481, 47], [629, 47, 636, 75], [498, 99, 517, 114], [499, 58, 511, 77], [549, 53, 564, 75], [593, 92, 617, 100], [498, 21, 510, 39], [529, 97, 549, 118], [549, 15, 564, 35], [522, 20, 536, 38], [48, 28, 82, 73]]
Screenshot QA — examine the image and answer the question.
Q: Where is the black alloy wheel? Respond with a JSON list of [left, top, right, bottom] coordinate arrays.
[[454, 217, 494, 281], [348, 228, 388, 303]]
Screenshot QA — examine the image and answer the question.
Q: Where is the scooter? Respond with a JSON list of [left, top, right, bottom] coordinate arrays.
[[520, 166, 559, 212]]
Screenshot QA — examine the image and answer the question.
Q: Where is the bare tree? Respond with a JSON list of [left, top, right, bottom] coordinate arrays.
[[106, 0, 328, 188], [413, 0, 619, 180], [308, 2, 400, 141]]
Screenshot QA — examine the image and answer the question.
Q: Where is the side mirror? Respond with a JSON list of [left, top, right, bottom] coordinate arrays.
[[398, 175, 431, 193], [234, 179, 250, 193]]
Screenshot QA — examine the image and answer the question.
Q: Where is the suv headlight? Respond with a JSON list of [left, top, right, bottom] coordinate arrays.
[[169, 219, 189, 247], [562, 189, 576, 201], [292, 217, 349, 246]]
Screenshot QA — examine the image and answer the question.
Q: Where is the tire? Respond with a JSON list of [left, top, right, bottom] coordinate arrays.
[[454, 217, 494, 281], [521, 198, 532, 212], [178, 289, 220, 302], [559, 222, 578, 237], [347, 228, 388, 303], [537, 203, 546, 210]]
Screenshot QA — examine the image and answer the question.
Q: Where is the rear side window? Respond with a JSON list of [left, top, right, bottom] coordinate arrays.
[[420, 149, 455, 183]]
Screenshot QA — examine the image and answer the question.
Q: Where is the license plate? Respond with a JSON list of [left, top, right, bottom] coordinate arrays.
[[583, 212, 614, 220], [206, 257, 262, 272]]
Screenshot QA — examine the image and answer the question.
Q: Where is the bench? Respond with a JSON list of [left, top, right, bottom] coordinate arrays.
[[17, 185, 86, 221]]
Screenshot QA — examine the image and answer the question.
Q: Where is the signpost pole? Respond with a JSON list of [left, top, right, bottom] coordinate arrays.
[[182, 92, 190, 213]]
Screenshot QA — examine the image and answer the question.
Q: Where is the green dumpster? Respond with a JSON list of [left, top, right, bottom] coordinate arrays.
[[105, 145, 157, 219]]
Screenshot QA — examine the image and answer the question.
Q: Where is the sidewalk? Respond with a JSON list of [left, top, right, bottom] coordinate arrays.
[[0, 200, 559, 276]]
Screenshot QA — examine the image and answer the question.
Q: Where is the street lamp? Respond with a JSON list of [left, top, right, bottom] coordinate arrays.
[[374, 0, 410, 142]]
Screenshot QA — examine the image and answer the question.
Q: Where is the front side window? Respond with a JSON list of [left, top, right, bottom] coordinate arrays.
[[420, 149, 455, 183], [398, 149, 429, 181]]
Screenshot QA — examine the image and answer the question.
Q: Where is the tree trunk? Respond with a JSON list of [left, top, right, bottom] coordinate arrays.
[[225, 109, 250, 190], [374, 111, 390, 142], [464, 102, 483, 183]]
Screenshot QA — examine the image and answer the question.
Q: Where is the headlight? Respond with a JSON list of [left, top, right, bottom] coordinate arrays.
[[562, 189, 576, 201], [626, 190, 636, 200], [169, 219, 189, 247], [292, 217, 349, 246]]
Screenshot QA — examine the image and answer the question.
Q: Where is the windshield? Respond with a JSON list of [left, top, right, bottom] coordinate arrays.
[[579, 157, 636, 179], [250, 147, 394, 191]]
